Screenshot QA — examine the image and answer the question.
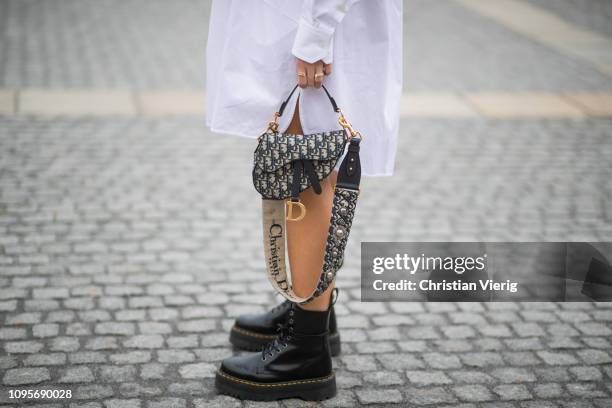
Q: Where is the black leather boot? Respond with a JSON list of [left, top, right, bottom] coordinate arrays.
[[216, 301, 336, 401], [229, 299, 341, 356]]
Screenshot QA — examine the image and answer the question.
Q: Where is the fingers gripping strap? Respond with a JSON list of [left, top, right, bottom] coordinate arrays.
[[262, 186, 359, 305]]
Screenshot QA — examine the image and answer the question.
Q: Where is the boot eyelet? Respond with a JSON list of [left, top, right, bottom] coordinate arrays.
[[289, 318, 293, 324]]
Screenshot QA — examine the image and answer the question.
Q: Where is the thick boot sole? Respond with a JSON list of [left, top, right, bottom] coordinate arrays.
[[230, 325, 341, 357], [215, 369, 336, 401]]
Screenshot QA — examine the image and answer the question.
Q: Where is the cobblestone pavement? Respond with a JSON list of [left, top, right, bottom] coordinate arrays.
[[1, 117, 611, 407], [2, 0, 612, 90], [0, 0, 212, 88], [1, 0, 612, 407]]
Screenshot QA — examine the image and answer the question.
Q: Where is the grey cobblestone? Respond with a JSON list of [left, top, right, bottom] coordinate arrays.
[[533, 382, 565, 398], [166, 381, 206, 396], [139, 322, 172, 334], [423, 352, 463, 369], [6, 312, 42, 325], [194, 396, 240, 408], [104, 400, 141, 408], [177, 362, 216, 379], [69, 352, 107, 364], [51, 337, 80, 352], [461, 352, 505, 368], [23, 353, 67, 366], [99, 365, 137, 382], [536, 367, 571, 382], [158, 349, 195, 363], [354, 341, 396, 354], [377, 353, 423, 370], [355, 388, 403, 404], [570, 366, 603, 381], [58, 366, 95, 383], [33, 323, 60, 338], [502, 351, 541, 366], [566, 382, 608, 398], [95, 322, 135, 336], [86, 337, 118, 351], [109, 351, 151, 365], [449, 370, 495, 384], [72, 403, 103, 408], [397, 340, 428, 352], [441, 325, 476, 339], [74, 385, 115, 400], [123, 334, 164, 349], [491, 368, 537, 383], [576, 349, 612, 364], [493, 384, 533, 400], [166, 335, 198, 349], [80, 310, 112, 322], [5, 340, 44, 353], [140, 364, 167, 380], [453, 384, 495, 402], [363, 370, 404, 385], [147, 397, 186, 408], [0, 327, 27, 340], [33, 287, 70, 299], [342, 355, 378, 372], [405, 386, 457, 405], [0, 300, 18, 311], [47, 310, 77, 323], [176, 319, 215, 333], [119, 383, 162, 398], [2, 367, 51, 385], [406, 370, 452, 385], [537, 351, 580, 365]]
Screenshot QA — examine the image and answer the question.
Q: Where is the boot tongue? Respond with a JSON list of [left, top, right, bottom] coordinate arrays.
[[290, 304, 329, 335]]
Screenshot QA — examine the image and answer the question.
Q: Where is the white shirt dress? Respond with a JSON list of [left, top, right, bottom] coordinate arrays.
[[206, 0, 403, 176]]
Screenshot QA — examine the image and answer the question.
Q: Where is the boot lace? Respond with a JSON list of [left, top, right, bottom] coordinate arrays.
[[262, 309, 295, 361]]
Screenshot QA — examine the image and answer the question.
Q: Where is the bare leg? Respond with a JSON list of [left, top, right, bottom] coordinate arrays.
[[286, 99, 336, 311]]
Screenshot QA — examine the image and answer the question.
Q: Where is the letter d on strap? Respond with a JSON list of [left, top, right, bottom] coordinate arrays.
[[285, 200, 306, 222]]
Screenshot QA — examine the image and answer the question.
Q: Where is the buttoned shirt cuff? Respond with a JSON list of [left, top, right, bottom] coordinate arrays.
[[291, 19, 334, 64]]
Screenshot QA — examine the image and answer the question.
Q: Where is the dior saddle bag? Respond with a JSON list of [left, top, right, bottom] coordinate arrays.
[[253, 84, 362, 304]]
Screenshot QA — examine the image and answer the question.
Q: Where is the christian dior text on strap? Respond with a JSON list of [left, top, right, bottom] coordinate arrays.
[[252, 85, 362, 304]]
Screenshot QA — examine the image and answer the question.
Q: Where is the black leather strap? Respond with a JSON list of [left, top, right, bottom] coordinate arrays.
[[277, 85, 338, 117], [302, 160, 322, 195], [335, 137, 361, 190], [291, 160, 304, 202]]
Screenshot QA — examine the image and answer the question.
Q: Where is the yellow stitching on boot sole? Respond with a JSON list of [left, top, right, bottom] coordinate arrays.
[[232, 326, 340, 340], [217, 370, 335, 388], [232, 326, 277, 339]]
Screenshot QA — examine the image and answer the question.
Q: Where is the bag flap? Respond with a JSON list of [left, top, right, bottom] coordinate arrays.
[[254, 130, 347, 172]]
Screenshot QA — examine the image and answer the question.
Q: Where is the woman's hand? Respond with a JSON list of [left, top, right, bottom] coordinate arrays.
[[296, 59, 332, 89]]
